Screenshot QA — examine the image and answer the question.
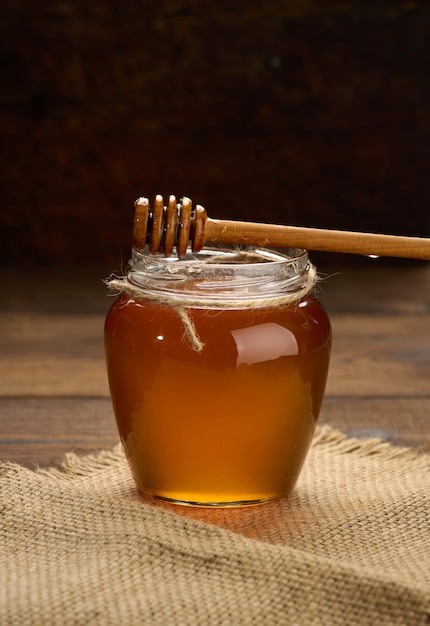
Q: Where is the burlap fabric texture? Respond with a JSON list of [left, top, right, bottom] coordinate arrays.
[[1, 426, 429, 626]]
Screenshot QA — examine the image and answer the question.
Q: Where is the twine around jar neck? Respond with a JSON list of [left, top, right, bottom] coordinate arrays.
[[105, 247, 318, 353]]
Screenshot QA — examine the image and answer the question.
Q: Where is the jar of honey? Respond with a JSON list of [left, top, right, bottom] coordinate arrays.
[[104, 245, 331, 506]]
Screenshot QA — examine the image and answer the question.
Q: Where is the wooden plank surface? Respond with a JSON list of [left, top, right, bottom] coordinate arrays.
[[1, 396, 428, 469], [0, 313, 109, 396], [0, 262, 429, 467], [1, 312, 429, 398]]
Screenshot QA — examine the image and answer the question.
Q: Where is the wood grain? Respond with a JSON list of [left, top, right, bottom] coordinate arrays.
[[0, 263, 429, 467], [1, 312, 429, 398], [1, 396, 428, 469], [320, 397, 430, 453], [204, 219, 430, 260]]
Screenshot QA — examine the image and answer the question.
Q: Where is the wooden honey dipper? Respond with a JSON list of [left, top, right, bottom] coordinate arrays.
[[133, 194, 430, 260]]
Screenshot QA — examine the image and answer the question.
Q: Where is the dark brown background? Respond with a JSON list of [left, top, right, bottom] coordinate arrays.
[[1, 1, 429, 267]]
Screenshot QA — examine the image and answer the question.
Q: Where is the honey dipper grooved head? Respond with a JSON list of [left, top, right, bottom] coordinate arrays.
[[133, 195, 207, 257]]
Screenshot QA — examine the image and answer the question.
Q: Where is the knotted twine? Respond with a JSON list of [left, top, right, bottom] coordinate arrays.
[[106, 262, 318, 352]]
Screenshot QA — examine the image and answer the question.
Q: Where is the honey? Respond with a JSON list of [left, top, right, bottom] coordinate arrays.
[[105, 246, 331, 506]]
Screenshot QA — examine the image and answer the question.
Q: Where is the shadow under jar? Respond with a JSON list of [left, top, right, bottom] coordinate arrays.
[[104, 246, 331, 507]]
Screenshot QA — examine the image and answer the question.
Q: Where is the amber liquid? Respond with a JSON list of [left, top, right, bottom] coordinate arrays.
[[105, 295, 331, 506]]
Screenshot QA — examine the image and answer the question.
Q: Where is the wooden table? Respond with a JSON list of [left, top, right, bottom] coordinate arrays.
[[1, 260, 429, 468]]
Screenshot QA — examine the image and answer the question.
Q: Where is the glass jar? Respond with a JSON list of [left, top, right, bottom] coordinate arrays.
[[104, 246, 331, 507]]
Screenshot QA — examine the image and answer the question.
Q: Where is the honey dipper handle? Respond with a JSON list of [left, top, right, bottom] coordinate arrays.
[[204, 218, 430, 260]]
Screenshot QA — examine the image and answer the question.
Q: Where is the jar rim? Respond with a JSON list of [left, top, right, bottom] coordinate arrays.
[[124, 245, 315, 307], [130, 245, 309, 270]]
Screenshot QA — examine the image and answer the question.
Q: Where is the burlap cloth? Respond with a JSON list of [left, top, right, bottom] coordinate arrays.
[[1, 426, 429, 625]]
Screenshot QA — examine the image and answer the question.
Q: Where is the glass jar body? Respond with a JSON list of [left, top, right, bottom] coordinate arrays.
[[104, 248, 331, 506]]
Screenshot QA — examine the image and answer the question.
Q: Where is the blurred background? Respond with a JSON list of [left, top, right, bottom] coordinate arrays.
[[1, 1, 429, 269]]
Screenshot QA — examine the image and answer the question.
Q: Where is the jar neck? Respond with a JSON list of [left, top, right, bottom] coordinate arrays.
[[126, 245, 316, 307]]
